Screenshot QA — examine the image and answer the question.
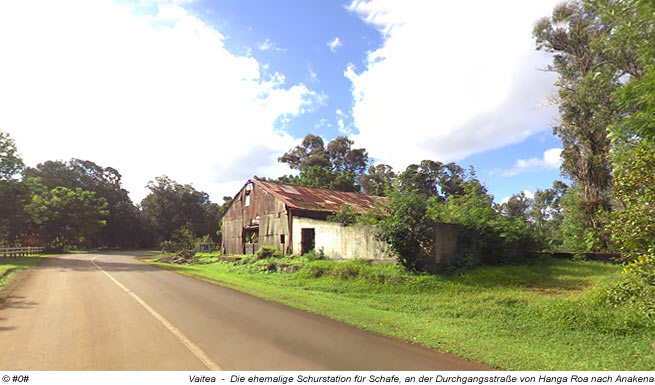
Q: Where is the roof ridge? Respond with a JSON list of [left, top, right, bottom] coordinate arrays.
[[253, 178, 384, 199]]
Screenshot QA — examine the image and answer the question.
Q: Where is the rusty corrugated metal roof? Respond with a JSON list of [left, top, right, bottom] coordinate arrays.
[[252, 179, 387, 214]]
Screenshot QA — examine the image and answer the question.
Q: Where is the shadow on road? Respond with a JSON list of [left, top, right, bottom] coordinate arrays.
[[0, 296, 38, 311], [38, 254, 162, 274]]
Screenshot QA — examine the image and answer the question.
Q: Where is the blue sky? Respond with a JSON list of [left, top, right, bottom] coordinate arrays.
[[0, 0, 565, 203]]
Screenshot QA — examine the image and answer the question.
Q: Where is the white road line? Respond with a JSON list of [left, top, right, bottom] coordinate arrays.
[[90, 256, 222, 371]]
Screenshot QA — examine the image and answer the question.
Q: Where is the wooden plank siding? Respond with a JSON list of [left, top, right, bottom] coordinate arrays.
[[222, 181, 290, 255]]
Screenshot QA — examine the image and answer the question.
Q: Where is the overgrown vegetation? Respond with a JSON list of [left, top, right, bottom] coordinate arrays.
[[378, 171, 541, 272], [146, 255, 653, 370]]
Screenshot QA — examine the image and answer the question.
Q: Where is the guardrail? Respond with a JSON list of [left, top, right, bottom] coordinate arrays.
[[0, 247, 45, 257]]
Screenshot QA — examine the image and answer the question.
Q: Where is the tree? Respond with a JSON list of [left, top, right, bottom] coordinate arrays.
[[327, 136, 368, 175], [24, 159, 143, 248], [0, 132, 29, 246], [600, 0, 655, 258], [397, 160, 467, 200], [25, 182, 109, 250], [534, 1, 620, 251], [379, 169, 540, 272], [501, 192, 533, 220], [140, 176, 221, 246], [278, 134, 331, 170], [530, 181, 568, 249], [609, 141, 655, 256], [358, 164, 396, 196], [0, 131, 23, 180], [277, 134, 369, 192], [377, 191, 437, 271]]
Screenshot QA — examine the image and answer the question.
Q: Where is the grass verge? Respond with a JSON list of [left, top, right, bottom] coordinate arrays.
[[0, 255, 45, 291], [143, 255, 654, 370]]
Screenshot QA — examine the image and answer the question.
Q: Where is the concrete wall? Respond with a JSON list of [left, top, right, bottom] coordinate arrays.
[[291, 217, 390, 260], [432, 222, 462, 266]]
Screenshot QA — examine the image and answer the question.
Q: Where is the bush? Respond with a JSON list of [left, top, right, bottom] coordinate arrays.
[[379, 180, 541, 273], [256, 245, 282, 259], [326, 204, 358, 226], [606, 253, 655, 318], [377, 192, 437, 271], [429, 180, 541, 267], [302, 248, 326, 261]]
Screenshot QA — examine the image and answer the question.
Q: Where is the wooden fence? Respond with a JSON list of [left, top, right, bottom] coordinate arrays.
[[0, 247, 44, 257]]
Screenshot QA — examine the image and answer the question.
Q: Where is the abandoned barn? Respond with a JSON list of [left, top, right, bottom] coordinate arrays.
[[221, 179, 390, 260]]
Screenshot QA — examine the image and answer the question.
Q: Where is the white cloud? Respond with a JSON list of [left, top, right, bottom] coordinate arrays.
[[503, 148, 562, 177], [346, 0, 560, 170], [335, 108, 351, 135], [0, 0, 315, 202], [307, 63, 318, 82], [257, 37, 285, 52], [326, 37, 342, 53]]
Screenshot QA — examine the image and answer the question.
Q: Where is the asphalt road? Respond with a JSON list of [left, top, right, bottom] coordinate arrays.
[[0, 253, 488, 370]]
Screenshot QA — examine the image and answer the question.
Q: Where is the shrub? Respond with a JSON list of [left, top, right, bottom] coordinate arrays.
[[256, 245, 282, 259], [379, 180, 541, 273], [429, 180, 541, 267], [302, 248, 326, 261], [606, 252, 655, 318], [377, 192, 436, 271], [326, 204, 358, 226]]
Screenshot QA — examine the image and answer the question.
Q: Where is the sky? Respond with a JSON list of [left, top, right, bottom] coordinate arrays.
[[0, 0, 565, 205]]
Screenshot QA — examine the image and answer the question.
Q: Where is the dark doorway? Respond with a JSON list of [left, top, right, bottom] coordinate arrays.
[[243, 227, 259, 254], [301, 228, 315, 255]]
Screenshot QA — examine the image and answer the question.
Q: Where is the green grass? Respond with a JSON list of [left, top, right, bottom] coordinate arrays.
[[0, 255, 45, 290], [143, 255, 655, 370]]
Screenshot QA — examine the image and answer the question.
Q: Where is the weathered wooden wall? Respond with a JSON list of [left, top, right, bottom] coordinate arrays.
[[222, 182, 290, 255]]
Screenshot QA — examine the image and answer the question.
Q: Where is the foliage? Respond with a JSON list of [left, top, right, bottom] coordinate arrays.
[[160, 224, 197, 252], [429, 180, 541, 268], [25, 183, 109, 250], [326, 204, 358, 226], [256, 245, 283, 259], [530, 181, 568, 250], [596, 0, 655, 319], [603, 0, 655, 256], [0, 131, 24, 181], [141, 175, 222, 245], [24, 159, 143, 248], [0, 179, 31, 246], [275, 134, 369, 192], [397, 160, 466, 200], [358, 164, 395, 196], [380, 165, 541, 272], [500, 191, 532, 220], [605, 142, 655, 317], [599, 0, 655, 143], [606, 253, 655, 318], [534, 1, 619, 251], [377, 192, 437, 271], [301, 247, 326, 261]]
